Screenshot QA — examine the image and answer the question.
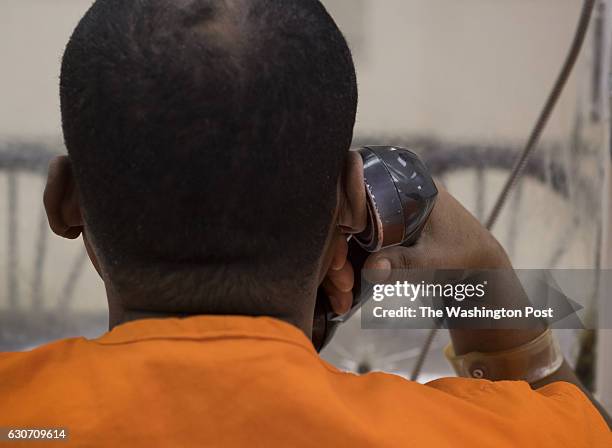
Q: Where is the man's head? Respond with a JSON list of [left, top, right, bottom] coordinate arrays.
[[45, 0, 363, 325]]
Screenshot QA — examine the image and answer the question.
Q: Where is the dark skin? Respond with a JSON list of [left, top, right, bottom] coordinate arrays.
[[43, 152, 367, 336], [44, 152, 610, 427]]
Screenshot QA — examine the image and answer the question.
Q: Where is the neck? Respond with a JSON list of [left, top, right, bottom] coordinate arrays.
[[105, 285, 315, 338]]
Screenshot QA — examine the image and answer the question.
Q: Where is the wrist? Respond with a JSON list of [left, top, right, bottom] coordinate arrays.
[[447, 267, 547, 355], [449, 327, 547, 356], [446, 329, 563, 382]]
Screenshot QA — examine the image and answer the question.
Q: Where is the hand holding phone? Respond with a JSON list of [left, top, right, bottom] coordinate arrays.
[[313, 146, 438, 351]]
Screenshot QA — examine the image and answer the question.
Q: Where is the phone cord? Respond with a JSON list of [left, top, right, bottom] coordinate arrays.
[[410, 0, 597, 382]]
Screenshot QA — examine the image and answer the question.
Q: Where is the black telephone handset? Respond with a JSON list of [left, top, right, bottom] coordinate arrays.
[[313, 146, 438, 352]]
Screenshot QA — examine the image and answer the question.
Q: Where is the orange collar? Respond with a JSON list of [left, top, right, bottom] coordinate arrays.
[[95, 315, 316, 354]]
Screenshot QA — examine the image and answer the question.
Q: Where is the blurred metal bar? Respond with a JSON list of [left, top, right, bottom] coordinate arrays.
[[409, 326, 437, 381], [485, 0, 596, 230], [56, 248, 88, 311], [547, 215, 580, 267], [591, 1, 605, 122], [31, 209, 48, 309], [598, 155, 612, 413], [596, 0, 612, 414], [7, 171, 19, 309], [506, 180, 524, 259], [474, 166, 485, 221]]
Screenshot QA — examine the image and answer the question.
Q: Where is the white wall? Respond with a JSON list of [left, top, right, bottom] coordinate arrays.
[[328, 0, 585, 142], [0, 0, 586, 142], [0, 0, 92, 139], [1, 1, 609, 402]]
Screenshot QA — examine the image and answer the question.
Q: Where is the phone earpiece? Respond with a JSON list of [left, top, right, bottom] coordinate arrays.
[[354, 146, 438, 252]]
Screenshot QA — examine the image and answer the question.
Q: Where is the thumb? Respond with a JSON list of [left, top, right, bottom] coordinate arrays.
[[363, 245, 425, 283], [364, 245, 439, 290]]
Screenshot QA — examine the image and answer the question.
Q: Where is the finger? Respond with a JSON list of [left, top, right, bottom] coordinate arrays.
[[322, 260, 355, 315], [362, 244, 434, 284], [321, 282, 353, 315], [332, 290, 353, 315], [330, 235, 348, 271], [362, 246, 411, 282], [324, 259, 354, 292]]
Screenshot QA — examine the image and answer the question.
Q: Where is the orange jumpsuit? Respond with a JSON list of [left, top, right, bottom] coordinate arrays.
[[1, 316, 609, 447]]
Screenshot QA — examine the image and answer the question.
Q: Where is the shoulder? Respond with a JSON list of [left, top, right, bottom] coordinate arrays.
[[0, 337, 90, 387], [321, 367, 611, 447]]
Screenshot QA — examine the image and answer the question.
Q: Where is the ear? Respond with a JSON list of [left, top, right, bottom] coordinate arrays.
[[338, 150, 367, 235], [323, 150, 367, 275], [43, 156, 84, 239], [317, 151, 368, 316]]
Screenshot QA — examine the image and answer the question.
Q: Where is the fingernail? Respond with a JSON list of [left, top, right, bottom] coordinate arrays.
[[374, 258, 391, 271], [331, 261, 344, 271], [328, 296, 340, 315], [368, 258, 391, 283]]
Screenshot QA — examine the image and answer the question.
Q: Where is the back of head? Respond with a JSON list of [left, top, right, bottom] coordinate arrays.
[[60, 0, 357, 312]]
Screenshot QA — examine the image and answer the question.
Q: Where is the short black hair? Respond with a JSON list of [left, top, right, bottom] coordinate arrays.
[[60, 0, 357, 311]]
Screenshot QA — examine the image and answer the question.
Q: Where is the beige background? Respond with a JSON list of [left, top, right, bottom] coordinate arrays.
[[0, 0, 586, 141], [0, 1, 610, 406]]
